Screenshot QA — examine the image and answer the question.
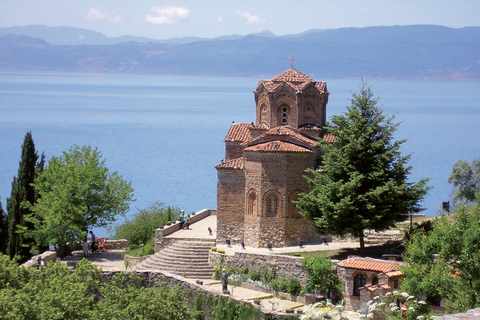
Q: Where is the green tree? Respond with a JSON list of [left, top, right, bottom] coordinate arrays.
[[111, 202, 181, 248], [302, 256, 343, 298], [448, 158, 480, 203], [402, 203, 480, 312], [28, 145, 134, 246], [6, 132, 42, 262], [0, 198, 6, 254], [296, 83, 429, 251]]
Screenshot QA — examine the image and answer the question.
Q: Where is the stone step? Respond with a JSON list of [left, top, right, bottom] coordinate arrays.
[[146, 256, 209, 265], [137, 238, 214, 279], [139, 262, 212, 273], [162, 246, 211, 254]]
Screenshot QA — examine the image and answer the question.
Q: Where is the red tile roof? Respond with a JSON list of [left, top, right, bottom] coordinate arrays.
[[322, 134, 335, 143], [385, 270, 403, 278], [270, 69, 314, 83], [224, 123, 252, 142], [337, 257, 400, 273], [244, 140, 312, 153], [258, 69, 327, 94], [263, 126, 318, 145], [215, 157, 244, 169]]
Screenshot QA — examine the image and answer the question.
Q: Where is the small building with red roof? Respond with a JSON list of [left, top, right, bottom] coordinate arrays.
[[337, 256, 404, 311], [215, 69, 333, 247]]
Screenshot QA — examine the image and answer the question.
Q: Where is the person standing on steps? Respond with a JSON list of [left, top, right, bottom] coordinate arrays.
[[221, 268, 229, 294], [82, 235, 89, 257], [90, 230, 96, 253]]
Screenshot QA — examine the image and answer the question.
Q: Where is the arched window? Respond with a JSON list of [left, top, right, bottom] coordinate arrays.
[[266, 194, 279, 217], [260, 104, 268, 123], [288, 190, 302, 218], [372, 276, 378, 286], [280, 105, 289, 125], [247, 191, 257, 216], [353, 274, 367, 296]]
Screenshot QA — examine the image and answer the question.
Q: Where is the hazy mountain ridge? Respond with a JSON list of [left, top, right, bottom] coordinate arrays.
[[0, 25, 479, 80]]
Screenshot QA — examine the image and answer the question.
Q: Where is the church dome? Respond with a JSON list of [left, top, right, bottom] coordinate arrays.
[[270, 69, 314, 83], [257, 69, 327, 94]]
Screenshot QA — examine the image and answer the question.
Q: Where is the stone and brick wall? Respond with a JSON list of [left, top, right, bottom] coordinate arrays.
[[216, 169, 245, 243], [209, 250, 308, 285]]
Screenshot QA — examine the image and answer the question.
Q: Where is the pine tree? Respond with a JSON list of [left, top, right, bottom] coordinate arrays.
[[6, 132, 40, 262], [296, 83, 429, 252]]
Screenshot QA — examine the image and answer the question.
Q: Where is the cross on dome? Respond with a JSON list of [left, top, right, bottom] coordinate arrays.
[[289, 55, 296, 69]]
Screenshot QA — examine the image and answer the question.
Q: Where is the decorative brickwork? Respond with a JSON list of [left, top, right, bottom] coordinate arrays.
[[215, 69, 330, 248]]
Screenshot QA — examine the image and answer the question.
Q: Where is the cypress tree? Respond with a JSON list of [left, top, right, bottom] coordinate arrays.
[[0, 197, 6, 254], [6, 132, 40, 262]]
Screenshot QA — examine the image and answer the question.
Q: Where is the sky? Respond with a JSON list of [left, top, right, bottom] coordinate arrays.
[[1, 0, 480, 40]]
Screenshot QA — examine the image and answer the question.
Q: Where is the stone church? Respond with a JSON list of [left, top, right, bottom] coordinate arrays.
[[215, 68, 333, 248]]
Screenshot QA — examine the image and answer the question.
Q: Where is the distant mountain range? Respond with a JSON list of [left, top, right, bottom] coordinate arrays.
[[0, 25, 479, 80]]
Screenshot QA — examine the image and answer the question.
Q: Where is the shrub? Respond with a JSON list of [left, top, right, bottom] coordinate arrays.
[[143, 243, 155, 255], [302, 256, 342, 298], [240, 265, 249, 275], [287, 278, 302, 296], [111, 202, 181, 247], [248, 269, 261, 281], [211, 247, 217, 251]]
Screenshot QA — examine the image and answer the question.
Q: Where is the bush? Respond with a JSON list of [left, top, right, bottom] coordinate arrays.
[[248, 269, 261, 281], [287, 278, 302, 296], [302, 256, 342, 298], [111, 202, 181, 247], [276, 277, 289, 293]]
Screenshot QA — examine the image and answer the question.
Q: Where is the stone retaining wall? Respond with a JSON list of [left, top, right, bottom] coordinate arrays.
[[433, 308, 480, 320], [100, 270, 294, 320], [209, 251, 308, 285], [104, 239, 128, 250]]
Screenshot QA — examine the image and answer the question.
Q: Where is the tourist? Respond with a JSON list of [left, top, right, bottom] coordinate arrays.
[[90, 230, 96, 253], [179, 210, 188, 229], [36, 256, 45, 268], [82, 235, 89, 257], [221, 268, 229, 294]]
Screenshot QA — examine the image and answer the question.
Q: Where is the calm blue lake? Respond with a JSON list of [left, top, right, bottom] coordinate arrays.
[[1, 71, 479, 237]]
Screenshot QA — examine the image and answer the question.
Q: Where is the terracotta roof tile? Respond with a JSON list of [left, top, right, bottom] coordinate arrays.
[[322, 134, 335, 143], [385, 270, 403, 278], [337, 257, 400, 273], [215, 157, 244, 169], [258, 69, 328, 94], [224, 123, 252, 142], [270, 69, 314, 83], [263, 126, 317, 145], [244, 140, 312, 153]]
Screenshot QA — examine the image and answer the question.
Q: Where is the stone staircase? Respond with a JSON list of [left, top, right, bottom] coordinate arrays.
[[136, 238, 215, 279]]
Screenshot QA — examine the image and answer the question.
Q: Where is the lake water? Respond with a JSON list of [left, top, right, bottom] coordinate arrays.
[[1, 71, 479, 237]]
